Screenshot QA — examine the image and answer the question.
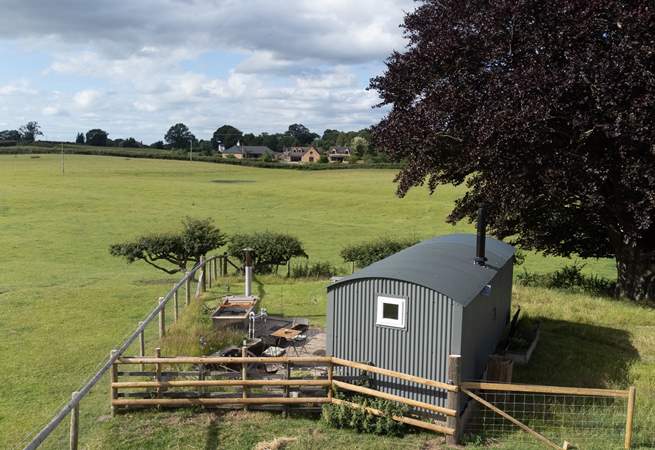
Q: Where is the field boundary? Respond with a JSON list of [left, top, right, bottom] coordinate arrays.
[[0, 146, 404, 171]]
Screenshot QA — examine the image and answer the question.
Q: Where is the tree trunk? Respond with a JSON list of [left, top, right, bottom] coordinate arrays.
[[615, 245, 655, 301]]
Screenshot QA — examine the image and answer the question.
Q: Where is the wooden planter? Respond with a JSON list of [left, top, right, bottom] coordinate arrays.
[[504, 324, 540, 365]]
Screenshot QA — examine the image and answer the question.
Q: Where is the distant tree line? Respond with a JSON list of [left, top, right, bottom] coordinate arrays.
[[1, 120, 389, 162]]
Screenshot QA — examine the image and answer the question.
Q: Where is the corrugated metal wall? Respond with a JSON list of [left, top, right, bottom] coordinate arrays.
[[327, 278, 458, 408]]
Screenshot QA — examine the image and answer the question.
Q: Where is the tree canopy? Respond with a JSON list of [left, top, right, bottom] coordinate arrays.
[[227, 231, 307, 273], [109, 217, 226, 274], [286, 123, 318, 146], [211, 124, 242, 150], [75, 133, 85, 144], [86, 129, 108, 146], [19, 121, 42, 143], [165, 123, 195, 149], [371, 1, 655, 300]]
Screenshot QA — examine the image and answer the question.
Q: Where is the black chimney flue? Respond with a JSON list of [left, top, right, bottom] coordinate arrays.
[[474, 205, 487, 266]]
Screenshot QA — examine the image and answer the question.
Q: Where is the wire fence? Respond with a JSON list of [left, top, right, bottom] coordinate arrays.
[[18, 254, 232, 450], [462, 388, 649, 449]]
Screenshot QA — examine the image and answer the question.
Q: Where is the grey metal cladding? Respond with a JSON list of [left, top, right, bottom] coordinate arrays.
[[329, 278, 457, 407], [328, 233, 515, 307]]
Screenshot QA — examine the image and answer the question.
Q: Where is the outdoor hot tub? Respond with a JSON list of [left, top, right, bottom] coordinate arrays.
[[211, 295, 259, 329]]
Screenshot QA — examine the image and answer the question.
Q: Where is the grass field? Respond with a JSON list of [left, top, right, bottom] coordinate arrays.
[[1, 154, 649, 449]]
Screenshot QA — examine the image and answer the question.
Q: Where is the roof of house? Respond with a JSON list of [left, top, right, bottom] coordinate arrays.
[[330, 146, 351, 154], [328, 233, 515, 306], [284, 146, 318, 155], [223, 145, 272, 155]]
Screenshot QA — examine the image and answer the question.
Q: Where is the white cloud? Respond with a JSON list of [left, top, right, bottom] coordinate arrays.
[[0, 0, 409, 141], [73, 90, 100, 109], [0, 80, 36, 96]]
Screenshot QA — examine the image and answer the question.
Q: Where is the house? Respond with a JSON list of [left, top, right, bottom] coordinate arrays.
[[328, 146, 351, 163], [280, 146, 321, 163], [326, 230, 514, 409], [222, 143, 273, 159]]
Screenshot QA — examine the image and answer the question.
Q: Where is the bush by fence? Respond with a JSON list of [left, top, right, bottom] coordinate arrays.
[[289, 260, 340, 279]]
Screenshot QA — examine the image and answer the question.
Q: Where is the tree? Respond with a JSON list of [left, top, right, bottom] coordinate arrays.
[[350, 136, 369, 158], [0, 130, 20, 142], [86, 129, 108, 146], [19, 121, 42, 143], [109, 217, 226, 274], [370, 1, 655, 300], [121, 137, 141, 148], [227, 232, 307, 274], [287, 123, 318, 146], [75, 133, 85, 144], [150, 140, 165, 149], [165, 123, 194, 149], [211, 124, 243, 150]]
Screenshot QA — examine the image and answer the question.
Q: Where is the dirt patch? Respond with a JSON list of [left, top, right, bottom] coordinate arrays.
[[254, 437, 297, 450]]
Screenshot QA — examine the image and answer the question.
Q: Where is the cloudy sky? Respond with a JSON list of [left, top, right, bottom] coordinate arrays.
[[0, 0, 412, 143]]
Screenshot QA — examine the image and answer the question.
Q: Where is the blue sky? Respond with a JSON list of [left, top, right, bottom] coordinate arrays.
[[0, 0, 412, 143]]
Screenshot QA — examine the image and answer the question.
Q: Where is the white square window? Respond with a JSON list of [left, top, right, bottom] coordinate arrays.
[[376, 295, 406, 328]]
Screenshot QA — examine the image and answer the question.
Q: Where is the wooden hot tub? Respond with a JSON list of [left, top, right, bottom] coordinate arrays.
[[211, 295, 259, 329]]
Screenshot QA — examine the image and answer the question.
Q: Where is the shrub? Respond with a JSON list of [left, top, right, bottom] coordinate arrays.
[[516, 262, 616, 297], [290, 260, 339, 279], [321, 391, 408, 436], [227, 231, 307, 274], [340, 237, 418, 269]]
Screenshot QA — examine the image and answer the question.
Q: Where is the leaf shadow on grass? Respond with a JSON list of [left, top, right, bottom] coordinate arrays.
[[204, 414, 220, 450], [514, 318, 639, 388]]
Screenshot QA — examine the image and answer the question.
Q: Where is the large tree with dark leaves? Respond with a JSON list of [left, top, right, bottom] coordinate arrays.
[[371, 1, 655, 300]]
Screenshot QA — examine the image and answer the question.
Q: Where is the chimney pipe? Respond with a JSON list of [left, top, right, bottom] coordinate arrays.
[[243, 247, 254, 296], [474, 205, 487, 266]]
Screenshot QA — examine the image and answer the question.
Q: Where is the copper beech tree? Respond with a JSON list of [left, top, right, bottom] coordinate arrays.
[[371, 1, 655, 300]]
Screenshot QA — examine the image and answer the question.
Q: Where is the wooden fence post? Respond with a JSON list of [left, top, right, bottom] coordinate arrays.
[[213, 256, 218, 279], [241, 344, 248, 410], [69, 391, 79, 450], [200, 255, 206, 293], [185, 272, 191, 306], [110, 349, 118, 417], [446, 354, 462, 445], [208, 258, 213, 288], [283, 361, 292, 418], [625, 386, 636, 449], [327, 361, 334, 402], [222, 252, 228, 277], [173, 285, 179, 322], [138, 321, 145, 373], [155, 347, 162, 400], [158, 297, 165, 338]]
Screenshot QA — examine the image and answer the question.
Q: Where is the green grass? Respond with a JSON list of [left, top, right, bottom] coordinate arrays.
[[0, 154, 648, 449]]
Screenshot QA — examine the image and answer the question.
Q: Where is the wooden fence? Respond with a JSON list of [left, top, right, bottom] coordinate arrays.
[[110, 354, 457, 436]]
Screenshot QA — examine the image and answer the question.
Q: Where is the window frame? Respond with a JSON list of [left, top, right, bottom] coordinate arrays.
[[376, 295, 407, 329]]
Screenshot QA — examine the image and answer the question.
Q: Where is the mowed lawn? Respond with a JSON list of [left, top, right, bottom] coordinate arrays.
[[0, 154, 620, 448]]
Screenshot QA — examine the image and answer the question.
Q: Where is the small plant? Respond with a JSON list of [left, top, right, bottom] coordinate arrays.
[[321, 391, 408, 436]]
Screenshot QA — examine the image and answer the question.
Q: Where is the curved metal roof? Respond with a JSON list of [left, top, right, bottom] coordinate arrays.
[[328, 233, 515, 306]]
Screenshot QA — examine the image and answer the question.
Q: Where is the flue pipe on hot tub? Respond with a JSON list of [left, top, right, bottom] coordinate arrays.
[[243, 247, 254, 296]]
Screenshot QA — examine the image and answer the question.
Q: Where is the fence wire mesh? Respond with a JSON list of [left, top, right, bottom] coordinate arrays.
[[463, 390, 632, 449]]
